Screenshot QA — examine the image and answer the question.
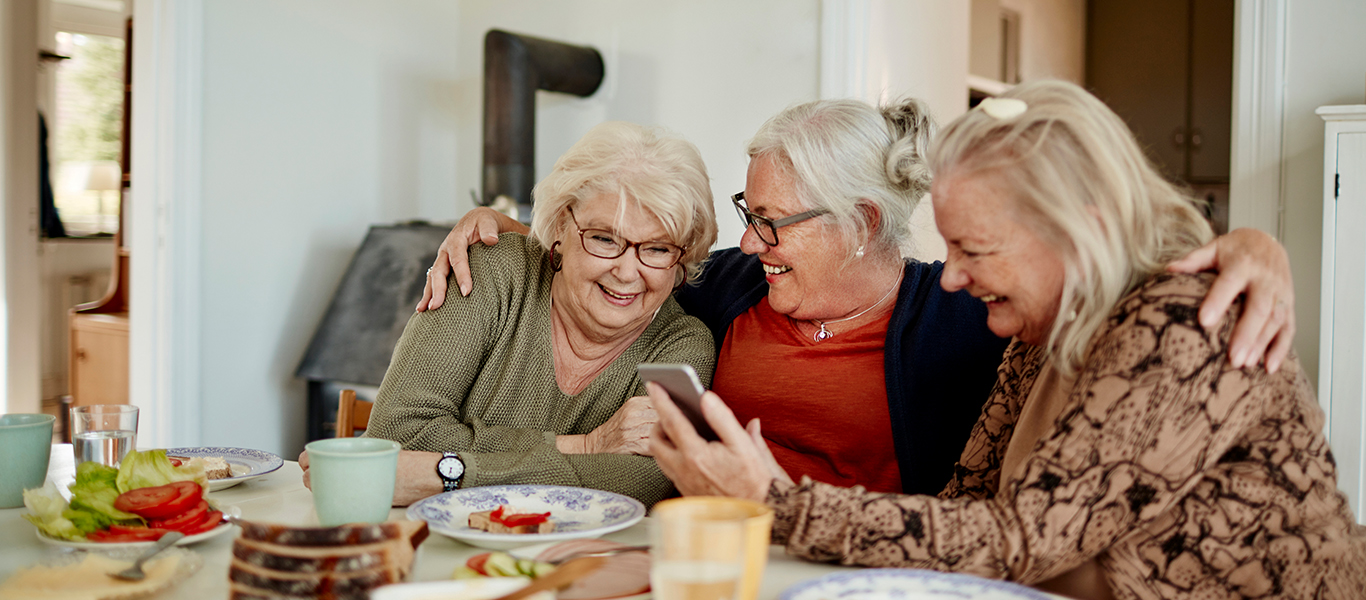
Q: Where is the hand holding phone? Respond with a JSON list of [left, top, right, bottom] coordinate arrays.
[[637, 363, 719, 441]]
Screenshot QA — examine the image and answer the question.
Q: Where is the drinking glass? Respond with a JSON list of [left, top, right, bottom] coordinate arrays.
[[650, 497, 774, 600], [70, 404, 139, 468]]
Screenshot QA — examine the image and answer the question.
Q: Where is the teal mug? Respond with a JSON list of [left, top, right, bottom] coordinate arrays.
[[305, 437, 400, 525], [0, 414, 57, 508]]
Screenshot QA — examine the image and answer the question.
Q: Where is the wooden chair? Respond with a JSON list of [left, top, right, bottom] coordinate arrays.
[[334, 389, 374, 438]]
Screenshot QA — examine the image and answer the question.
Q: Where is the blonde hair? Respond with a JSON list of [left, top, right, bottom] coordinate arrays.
[[929, 80, 1213, 372], [528, 121, 717, 284], [746, 98, 934, 260]]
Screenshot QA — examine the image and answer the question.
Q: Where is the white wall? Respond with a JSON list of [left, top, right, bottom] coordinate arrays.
[[1000, 0, 1085, 83], [1278, 0, 1366, 387], [188, 0, 820, 456]]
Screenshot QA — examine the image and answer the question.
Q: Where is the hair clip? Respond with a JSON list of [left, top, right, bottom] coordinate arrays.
[[979, 97, 1027, 120]]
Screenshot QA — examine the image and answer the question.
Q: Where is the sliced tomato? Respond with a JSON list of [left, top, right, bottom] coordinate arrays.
[[112, 485, 177, 515], [90, 526, 171, 542], [466, 553, 492, 576], [168, 457, 184, 467], [498, 512, 550, 528], [179, 510, 223, 536], [148, 499, 210, 531], [115, 481, 203, 519]]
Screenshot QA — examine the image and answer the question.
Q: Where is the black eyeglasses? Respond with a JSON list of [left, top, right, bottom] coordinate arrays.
[[568, 208, 687, 269], [731, 192, 828, 246]]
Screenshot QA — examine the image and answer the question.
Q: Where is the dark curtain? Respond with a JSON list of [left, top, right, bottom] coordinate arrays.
[[39, 112, 67, 238]]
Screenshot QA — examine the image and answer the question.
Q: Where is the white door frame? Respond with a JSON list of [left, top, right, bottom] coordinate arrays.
[[127, 0, 203, 448], [1229, 0, 1287, 236]]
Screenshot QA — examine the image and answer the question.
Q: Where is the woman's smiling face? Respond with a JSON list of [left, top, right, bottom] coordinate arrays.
[[932, 171, 1067, 345], [553, 191, 680, 340], [737, 154, 856, 321]]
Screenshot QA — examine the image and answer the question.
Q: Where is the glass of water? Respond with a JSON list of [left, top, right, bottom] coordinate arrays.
[[71, 404, 139, 468], [650, 497, 774, 600]]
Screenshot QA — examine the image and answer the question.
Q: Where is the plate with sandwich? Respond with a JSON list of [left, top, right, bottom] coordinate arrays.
[[164, 447, 284, 491], [407, 485, 645, 550]]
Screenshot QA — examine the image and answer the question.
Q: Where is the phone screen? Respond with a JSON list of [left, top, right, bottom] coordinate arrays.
[[637, 363, 718, 441]]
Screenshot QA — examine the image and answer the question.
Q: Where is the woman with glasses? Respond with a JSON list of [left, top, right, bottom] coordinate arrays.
[[416, 99, 1295, 498], [309, 121, 718, 507]]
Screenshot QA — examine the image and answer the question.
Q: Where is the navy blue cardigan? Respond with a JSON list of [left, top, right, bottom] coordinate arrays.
[[675, 248, 1010, 496]]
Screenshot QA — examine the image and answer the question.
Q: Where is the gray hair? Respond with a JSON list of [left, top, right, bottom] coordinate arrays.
[[929, 79, 1213, 372], [529, 121, 717, 284], [746, 98, 934, 260]]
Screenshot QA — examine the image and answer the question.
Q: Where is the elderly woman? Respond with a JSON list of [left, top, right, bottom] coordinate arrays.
[[303, 121, 717, 508], [651, 80, 1366, 599], [419, 99, 1295, 499]]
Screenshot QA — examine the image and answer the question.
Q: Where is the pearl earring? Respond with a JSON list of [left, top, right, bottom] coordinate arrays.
[[856, 245, 865, 258]]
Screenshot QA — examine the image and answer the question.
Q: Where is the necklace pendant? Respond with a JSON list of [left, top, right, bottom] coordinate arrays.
[[814, 323, 832, 341]]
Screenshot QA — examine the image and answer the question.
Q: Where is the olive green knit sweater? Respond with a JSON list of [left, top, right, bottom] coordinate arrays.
[[365, 233, 715, 507]]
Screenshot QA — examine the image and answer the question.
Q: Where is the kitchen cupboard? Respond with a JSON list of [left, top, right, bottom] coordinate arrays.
[[1317, 104, 1366, 524], [1086, 0, 1233, 184]]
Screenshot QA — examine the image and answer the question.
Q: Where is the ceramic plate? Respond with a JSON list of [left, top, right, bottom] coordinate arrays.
[[163, 446, 284, 491], [36, 521, 235, 550], [4, 548, 203, 600], [780, 569, 1054, 600], [407, 485, 646, 550]]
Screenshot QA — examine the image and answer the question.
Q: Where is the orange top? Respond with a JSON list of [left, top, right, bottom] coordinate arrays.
[[712, 297, 902, 493]]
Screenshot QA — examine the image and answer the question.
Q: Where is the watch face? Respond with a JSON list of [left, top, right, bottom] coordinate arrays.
[[438, 455, 464, 480]]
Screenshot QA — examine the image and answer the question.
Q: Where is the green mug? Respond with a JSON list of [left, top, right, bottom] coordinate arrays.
[[0, 414, 57, 508], [305, 437, 400, 525]]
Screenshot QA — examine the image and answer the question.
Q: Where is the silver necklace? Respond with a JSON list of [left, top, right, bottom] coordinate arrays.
[[810, 271, 903, 342]]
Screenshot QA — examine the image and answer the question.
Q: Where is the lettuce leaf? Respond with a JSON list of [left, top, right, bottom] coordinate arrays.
[[22, 483, 84, 541], [115, 449, 208, 493], [69, 460, 140, 523]]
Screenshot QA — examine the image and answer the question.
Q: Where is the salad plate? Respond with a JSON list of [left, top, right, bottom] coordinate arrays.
[[407, 485, 646, 550], [164, 446, 284, 491], [779, 569, 1053, 600], [35, 520, 235, 550]]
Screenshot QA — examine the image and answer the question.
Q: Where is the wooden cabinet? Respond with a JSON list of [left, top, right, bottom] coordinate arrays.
[[69, 311, 129, 406], [1086, 0, 1234, 184], [1317, 104, 1366, 524]]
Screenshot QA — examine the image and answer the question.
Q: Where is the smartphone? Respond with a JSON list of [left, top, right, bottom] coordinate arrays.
[[637, 363, 718, 441]]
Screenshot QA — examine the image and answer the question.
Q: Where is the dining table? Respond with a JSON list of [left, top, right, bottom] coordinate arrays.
[[0, 445, 867, 600], [1, 445, 1069, 600]]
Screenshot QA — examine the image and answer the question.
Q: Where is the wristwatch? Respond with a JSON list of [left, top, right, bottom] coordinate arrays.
[[437, 452, 465, 493]]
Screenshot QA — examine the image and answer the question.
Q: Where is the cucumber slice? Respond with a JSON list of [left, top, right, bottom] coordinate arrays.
[[484, 552, 519, 577]]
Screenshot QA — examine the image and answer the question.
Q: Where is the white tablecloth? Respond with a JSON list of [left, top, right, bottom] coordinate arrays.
[[0, 445, 858, 599]]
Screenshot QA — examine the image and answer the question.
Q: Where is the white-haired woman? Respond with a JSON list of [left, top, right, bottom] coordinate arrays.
[[302, 121, 718, 507], [650, 81, 1365, 599], [418, 98, 1295, 501]]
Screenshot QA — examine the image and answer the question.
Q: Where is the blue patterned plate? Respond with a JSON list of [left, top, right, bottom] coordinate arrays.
[[164, 446, 285, 491], [780, 569, 1054, 600], [407, 485, 646, 550]]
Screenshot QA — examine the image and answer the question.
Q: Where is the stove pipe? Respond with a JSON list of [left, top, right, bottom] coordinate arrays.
[[482, 30, 604, 222]]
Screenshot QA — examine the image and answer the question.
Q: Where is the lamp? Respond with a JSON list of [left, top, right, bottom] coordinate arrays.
[[58, 160, 121, 235]]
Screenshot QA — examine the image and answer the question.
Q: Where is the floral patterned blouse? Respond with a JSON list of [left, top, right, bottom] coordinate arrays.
[[767, 273, 1366, 599]]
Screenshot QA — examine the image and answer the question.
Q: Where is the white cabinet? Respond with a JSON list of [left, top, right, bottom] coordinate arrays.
[[1318, 105, 1366, 523]]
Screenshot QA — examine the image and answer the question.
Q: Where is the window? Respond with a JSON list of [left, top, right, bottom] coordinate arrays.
[[50, 30, 125, 237]]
